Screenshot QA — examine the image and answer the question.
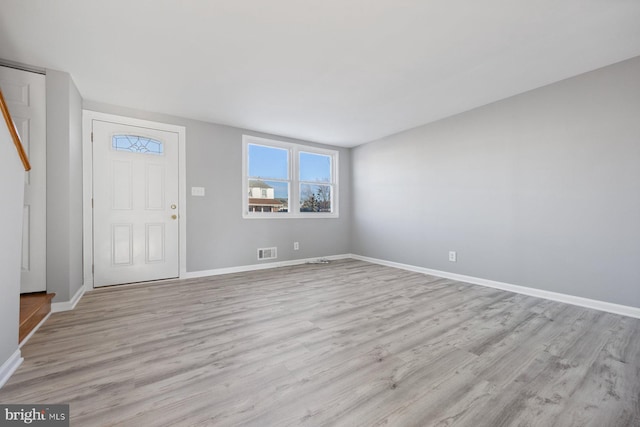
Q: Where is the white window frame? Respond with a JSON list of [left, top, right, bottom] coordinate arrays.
[[242, 135, 339, 219]]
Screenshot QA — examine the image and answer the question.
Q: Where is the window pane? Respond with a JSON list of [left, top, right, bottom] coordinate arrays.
[[248, 180, 289, 213], [299, 152, 331, 182], [300, 184, 331, 212], [112, 135, 163, 155], [248, 144, 288, 179]]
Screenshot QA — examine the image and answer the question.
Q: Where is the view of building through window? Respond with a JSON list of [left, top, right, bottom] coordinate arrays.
[[247, 179, 288, 212], [245, 137, 338, 217], [247, 144, 289, 212]]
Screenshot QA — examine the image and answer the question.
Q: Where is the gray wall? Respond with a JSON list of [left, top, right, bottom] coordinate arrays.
[[46, 69, 83, 302], [351, 56, 640, 308], [83, 101, 351, 272]]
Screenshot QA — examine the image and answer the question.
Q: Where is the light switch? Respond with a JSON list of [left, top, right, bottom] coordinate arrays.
[[191, 187, 205, 196]]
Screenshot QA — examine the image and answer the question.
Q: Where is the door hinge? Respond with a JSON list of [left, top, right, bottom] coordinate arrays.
[[91, 131, 93, 142], [91, 198, 93, 208], [92, 264, 94, 274]]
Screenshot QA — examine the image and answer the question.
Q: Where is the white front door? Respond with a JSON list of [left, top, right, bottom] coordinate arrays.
[[92, 119, 180, 287], [0, 66, 47, 293]]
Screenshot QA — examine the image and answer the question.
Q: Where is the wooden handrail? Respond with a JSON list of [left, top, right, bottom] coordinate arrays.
[[0, 87, 31, 171]]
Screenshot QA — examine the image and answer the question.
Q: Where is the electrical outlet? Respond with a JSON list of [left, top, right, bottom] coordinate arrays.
[[449, 251, 457, 262], [293, 242, 299, 250]]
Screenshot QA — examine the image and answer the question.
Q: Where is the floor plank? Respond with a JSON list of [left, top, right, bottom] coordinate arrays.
[[1, 259, 638, 426]]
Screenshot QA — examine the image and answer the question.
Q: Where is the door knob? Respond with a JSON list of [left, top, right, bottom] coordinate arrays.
[[171, 204, 177, 209], [171, 214, 177, 220]]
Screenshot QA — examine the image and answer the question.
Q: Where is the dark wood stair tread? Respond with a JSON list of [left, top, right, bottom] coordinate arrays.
[[19, 292, 55, 343]]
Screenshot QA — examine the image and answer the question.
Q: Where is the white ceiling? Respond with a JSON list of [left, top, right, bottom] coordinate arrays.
[[1, 1, 639, 147]]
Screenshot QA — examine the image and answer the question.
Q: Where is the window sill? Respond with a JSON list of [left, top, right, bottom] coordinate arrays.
[[243, 212, 339, 219]]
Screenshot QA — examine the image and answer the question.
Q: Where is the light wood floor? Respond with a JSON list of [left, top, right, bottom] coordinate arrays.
[[1, 259, 638, 426]]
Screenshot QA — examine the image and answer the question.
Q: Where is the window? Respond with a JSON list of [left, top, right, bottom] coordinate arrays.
[[246, 143, 289, 213], [112, 135, 163, 155], [243, 135, 338, 218], [299, 152, 333, 212]]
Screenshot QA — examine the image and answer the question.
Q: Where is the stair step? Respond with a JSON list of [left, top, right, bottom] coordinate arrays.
[[19, 292, 55, 343]]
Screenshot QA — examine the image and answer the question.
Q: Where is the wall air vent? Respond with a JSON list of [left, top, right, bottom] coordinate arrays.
[[257, 247, 277, 260]]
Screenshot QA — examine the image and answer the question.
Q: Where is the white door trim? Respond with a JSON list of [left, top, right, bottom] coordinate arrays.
[[0, 66, 47, 293], [82, 110, 187, 290]]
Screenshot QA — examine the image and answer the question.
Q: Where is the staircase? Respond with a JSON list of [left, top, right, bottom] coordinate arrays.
[[19, 292, 55, 343]]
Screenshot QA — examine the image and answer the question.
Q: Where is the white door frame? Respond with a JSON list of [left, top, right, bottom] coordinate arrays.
[[82, 110, 187, 290]]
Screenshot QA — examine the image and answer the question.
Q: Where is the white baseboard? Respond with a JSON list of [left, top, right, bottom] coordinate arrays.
[[19, 312, 52, 349], [51, 284, 86, 313], [0, 349, 23, 389], [52, 253, 639, 320], [182, 254, 352, 279], [350, 254, 640, 319]]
